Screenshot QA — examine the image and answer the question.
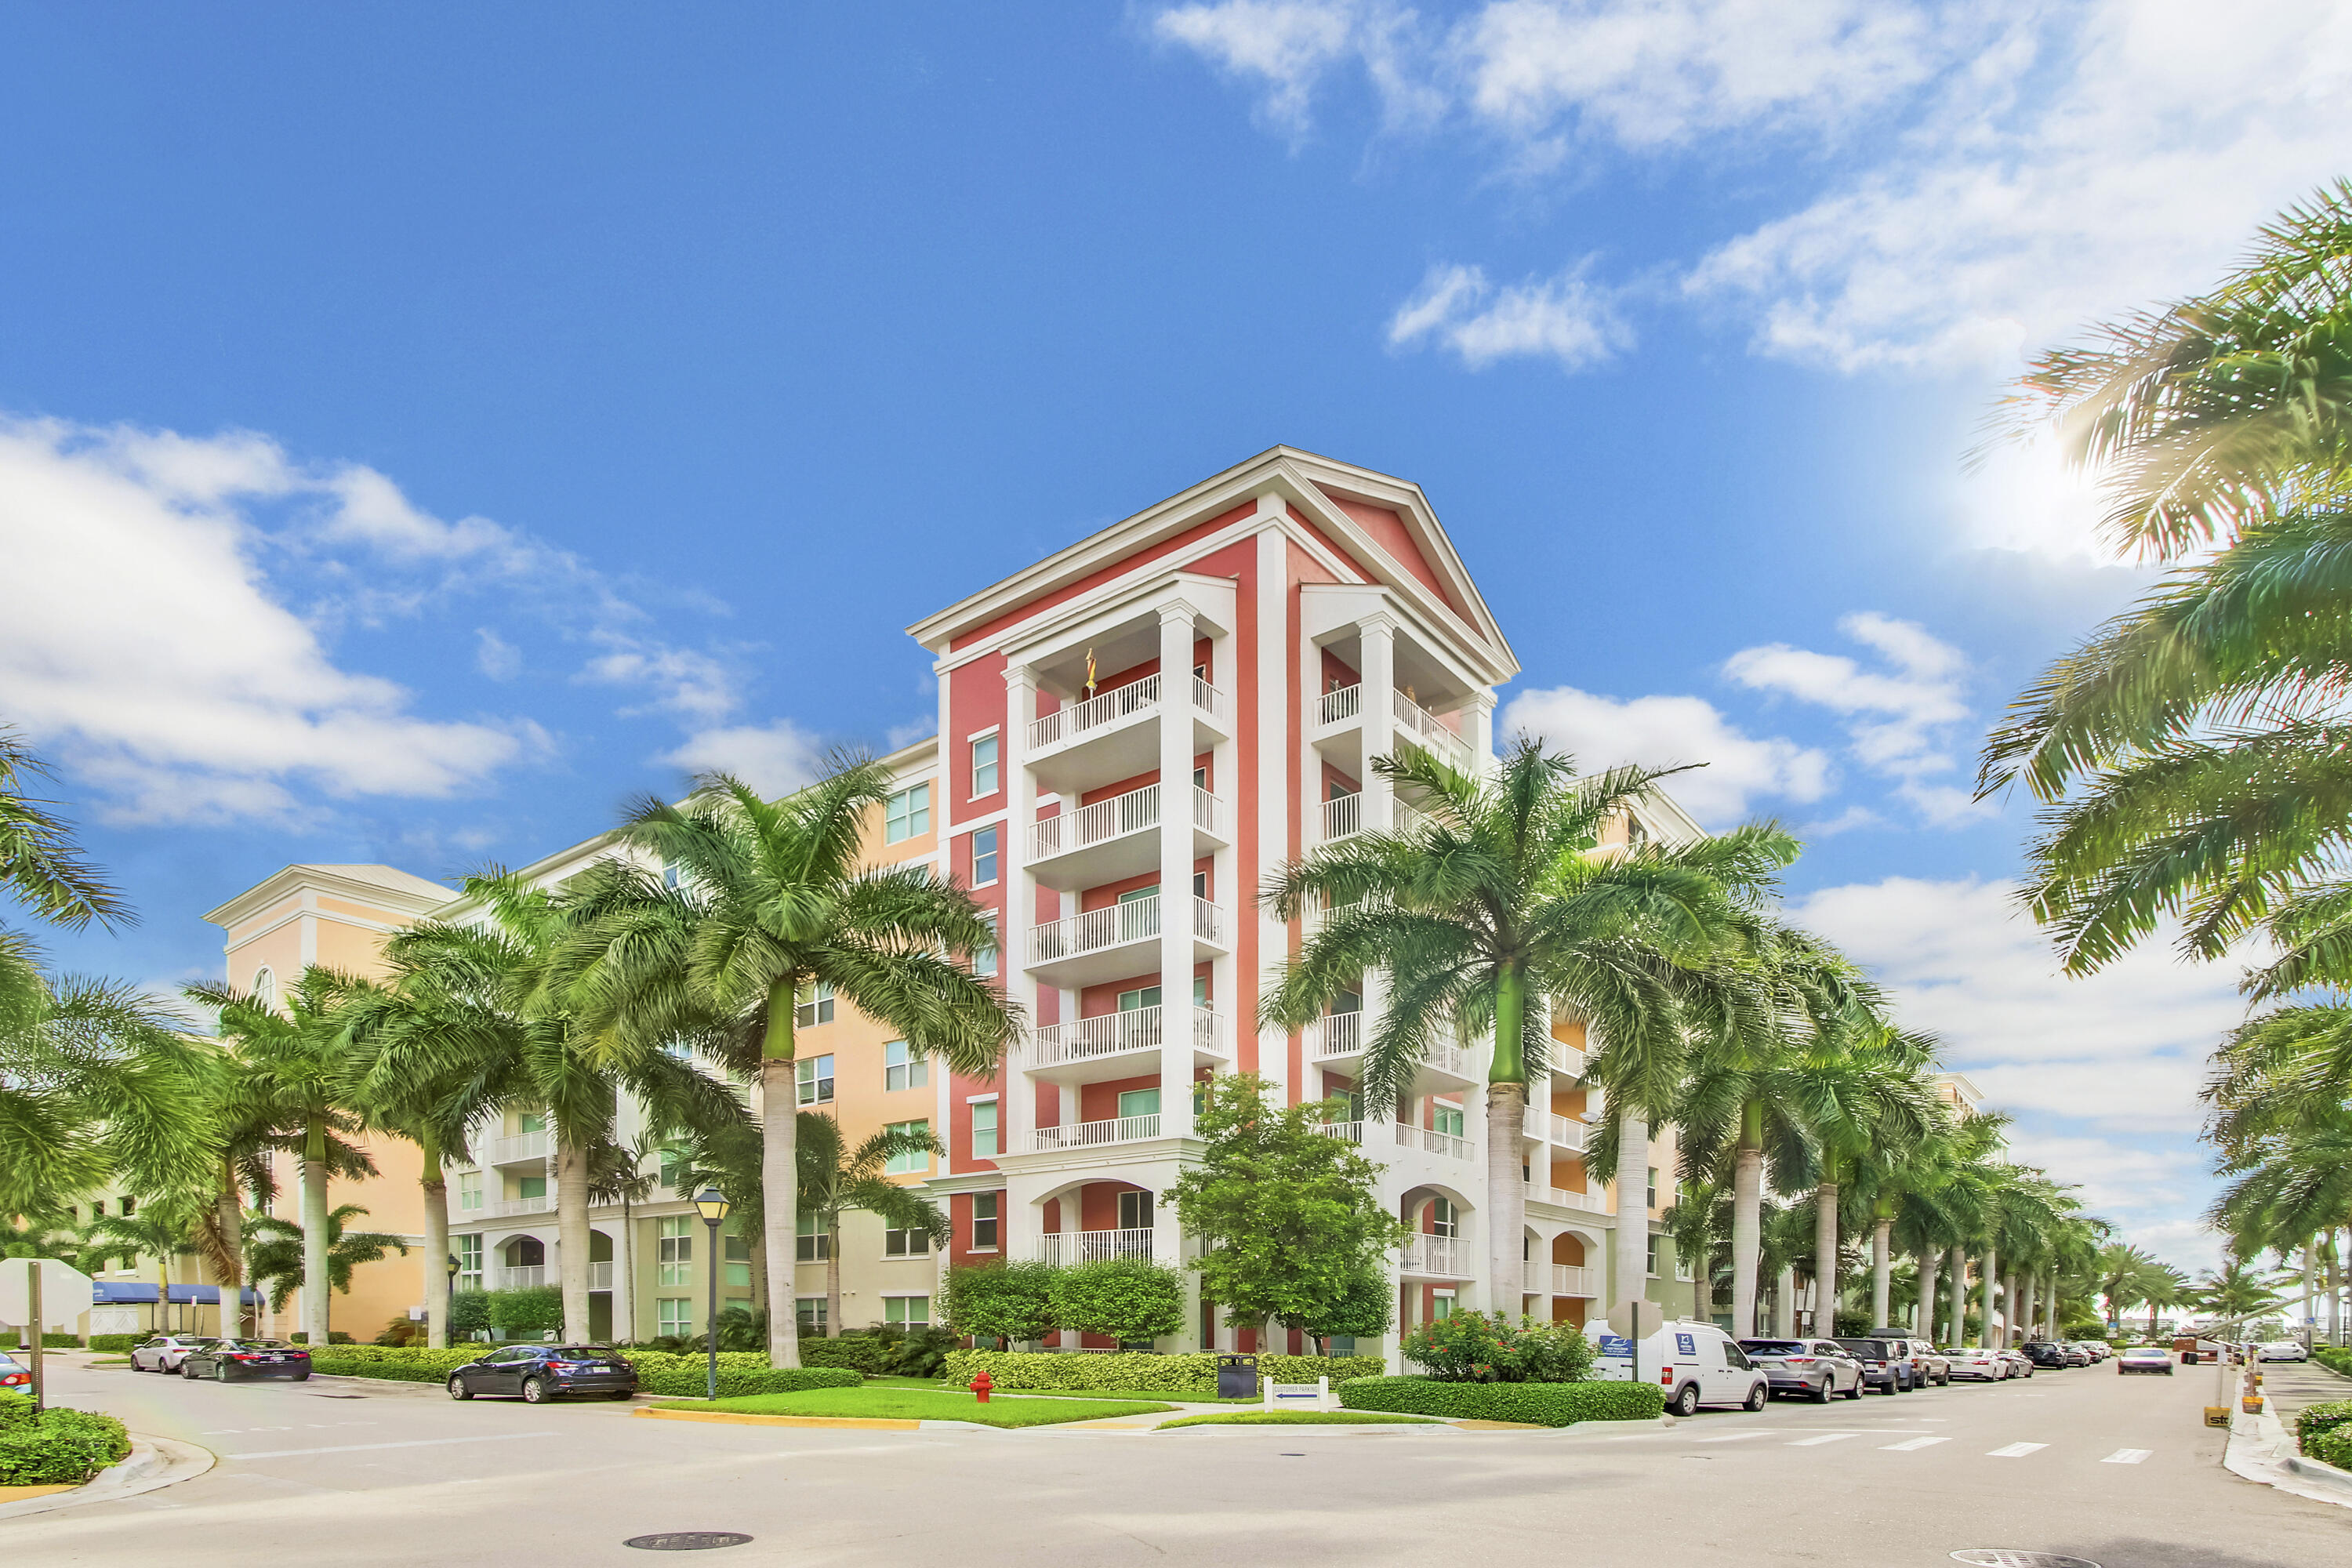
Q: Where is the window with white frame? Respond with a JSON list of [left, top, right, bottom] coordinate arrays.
[[1429, 1197, 1458, 1238], [1433, 1103, 1465, 1138], [797, 1053, 835, 1105], [883, 1120, 930, 1176], [724, 1221, 751, 1287], [456, 1234, 483, 1293], [971, 826, 1000, 886], [793, 981, 834, 1030], [657, 1216, 693, 1286], [1646, 1166, 1659, 1210], [971, 734, 998, 798], [1432, 1291, 1456, 1320], [251, 966, 275, 1008], [973, 914, 998, 978], [970, 1099, 998, 1160], [1116, 1087, 1160, 1121], [971, 1192, 1000, 1250], [658, 1298, 692, 1338], [1117, 1190, 1152, 1232], [885, 1296, 931, 1327], [796, 1210, 829, 1261], [1646, 1233, 1661, 1277], [796, 1298, 828, 1332], [458, 1171, 483, 1212], [884, 1223, 929, 1257], [659, 1145, 687, 1192], [884, 1040, 927, 1093], [884, 783, 931, 844]]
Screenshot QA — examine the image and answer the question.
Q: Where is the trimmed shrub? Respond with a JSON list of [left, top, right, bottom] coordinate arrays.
[[88, 1334, 142, 1353], [1049, 1259, 1185, 1345], [942, 1261, 1057, 1345], [2295, 1399, 2352, 1455], [448, 1291, 492, 1337], [800, 1334, 888, 1373], [940, 1349, 1383, 1395], [1400, 1312, 1593, 1383], [299, 1344, 861, 1398], [487, 1287, 564, 1336], [2308, 1425, 2352, 1472], [0, 1394, 132, 1485], [1339, 1375, 1663, 1426], [2314, 1345, 2352, 1378]]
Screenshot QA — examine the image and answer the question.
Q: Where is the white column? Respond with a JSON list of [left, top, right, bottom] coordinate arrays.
[[1001, 663, 1039, 1160], [1468, 690, 1497, 777], [1773, 1266, 1796, 1337], [1157, 603, 1196, 1138], [1257, 521, 1293, 1102], [1358, 613, 1398, 829]]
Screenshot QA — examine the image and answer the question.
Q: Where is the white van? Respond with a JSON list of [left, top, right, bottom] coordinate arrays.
[[1586, 1317, 1769, 1417]]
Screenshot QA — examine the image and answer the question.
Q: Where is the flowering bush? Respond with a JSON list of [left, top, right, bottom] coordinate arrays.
[[1399, 1312, 1594, 1383]]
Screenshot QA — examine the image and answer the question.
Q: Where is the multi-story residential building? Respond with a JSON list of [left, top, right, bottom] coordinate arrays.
[[198, 447, 1697, 1359]]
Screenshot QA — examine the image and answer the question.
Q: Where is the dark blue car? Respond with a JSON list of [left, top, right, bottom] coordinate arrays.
[[447, 1344, 637, 1403]]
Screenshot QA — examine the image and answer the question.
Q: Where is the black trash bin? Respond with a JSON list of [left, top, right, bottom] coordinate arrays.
[[1216, 1353, 1258, 1399]]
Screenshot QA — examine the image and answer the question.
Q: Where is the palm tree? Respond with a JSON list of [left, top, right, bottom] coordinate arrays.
[[2097, 1242, 2161, 1327], [85, 1200, 204, 1336], [795, 1113, 946, 1336], [588, 1137, 664, 1347], [246, 1204, 410, 1320], [1263, 739, 1795, 1320], [0, 726, 132, 938], [193, 967, 379, 1348], [1660, 1175, 1724, 1323], [1795, 1021, 1938, 1334], [2187, 1257, 2289, 1330], [557, 760, 1018, 1368]]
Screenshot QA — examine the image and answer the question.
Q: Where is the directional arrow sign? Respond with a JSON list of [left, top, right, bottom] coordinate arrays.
[[0, 1258, 96, 1330]]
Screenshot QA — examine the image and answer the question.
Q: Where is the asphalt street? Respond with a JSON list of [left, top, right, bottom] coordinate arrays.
[[8, 1353, 2350, 1567]]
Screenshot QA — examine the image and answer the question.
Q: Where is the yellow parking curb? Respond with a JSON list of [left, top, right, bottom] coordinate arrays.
[[635, 1408, 921, 1431]]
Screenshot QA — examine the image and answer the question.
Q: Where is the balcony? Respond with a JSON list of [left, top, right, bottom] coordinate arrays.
[[1393, 689, 1475, 775], [1025, 1004, 1226, 1083], [1526, 1262, 1598, 1297], [1022, 1112, 1164, 1153], [1306, 1009, 1363, 1062], [1523, 1108, 1586, 1151], [498, 1265, 546, 1289], [1025, 673, 1229, 793], [1315, 793, 1430, 845], [1395, 1122, 1473, 1161], [1024, 893, 1229, 987], [492, 1194, 554, 1218], [1315, 1120, 1365, 1144], [1399, 1232, 1472, 1278], [485, 1131, 549, 1165], [587, 1261, 614, 1291], [1527, 1183, 1609, 1215], [1025, 784, 1229, 891], [1036, 1228, 1156, 1265]]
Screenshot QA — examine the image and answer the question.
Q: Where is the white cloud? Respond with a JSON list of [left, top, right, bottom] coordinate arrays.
[[1151, 1, 1374, 136], [1798, 804, 1882, 838], [659, 720, 827, 798], [581, 636, 741, 724], [1501, 684, 1831, 825], [1387, 260, 1632, 371], [474, 629, 522, 681]]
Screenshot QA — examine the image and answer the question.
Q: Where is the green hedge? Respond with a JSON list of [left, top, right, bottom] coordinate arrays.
[[89, 1334, 143, 1353], [2295, 1399, 2352, 1456], [800, 1334, 888, 1374], [0, 1394, 132, 1485], [2307, 1425, 2352, 1472], [301, 1344, 861, 1398], [9, 1334, 147, 1352], [2313, 1345, 2352, 1378], [1338, 1375, 1664, 1425], [940, 1350, 1384, 1395]]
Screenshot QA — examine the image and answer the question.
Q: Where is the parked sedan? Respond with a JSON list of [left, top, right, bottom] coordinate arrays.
[[2056, 1343, 2093, 1367], [1738, 1338, 1866, 1403], [2118, 1345, 2175, 1375], [1832, 1337, 1914, 1393], [0, 1351, 27, 1391], [1997, 1348, 2035, 1378], [181, 1338, 310, 1382], [1944, 1345, 2008, 1381], [2258, 1341, 2310, 1362], [446, 1344, 637, 1403], [2023, 1340, 2070, 1369], [129, 1334, 220, 1373]]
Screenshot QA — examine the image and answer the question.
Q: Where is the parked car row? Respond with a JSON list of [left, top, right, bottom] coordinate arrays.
[[127, 1334, 313, 1382], [121, 1334, 641, 1403]]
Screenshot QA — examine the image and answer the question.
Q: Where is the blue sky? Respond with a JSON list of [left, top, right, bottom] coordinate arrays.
[[4, 2, 2346, 1278]]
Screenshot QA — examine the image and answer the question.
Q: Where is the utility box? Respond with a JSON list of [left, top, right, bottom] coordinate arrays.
[[1217, 1353, 1258, 1399]]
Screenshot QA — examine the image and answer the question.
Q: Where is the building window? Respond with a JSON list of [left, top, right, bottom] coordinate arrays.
[[796, 1298, 828, 1333], [1646, 1234, 1661, 1278], [520, 1111, 546, 1134], [251, 966, 275, 1007], [971, 1100, 999, 1160], [1116, 1087, 1160, 1122], [662, 859, 686, 891], [658, 1298, 692, 1338], [884, 1040, 927, 1093], [883, 1120, 931, 1176], [972, 1192, 1000, 1250], [659, 1146, 687, 1192], [972, 826, 1000, 886], [885, 1296, 931, 1327], [1428, 1197, 1458, 1239], [1432, 1292, 1456, 1321], [724, 1222, 752, 1288], [971, 735, 999, 798], [1192, 765, 1207, 790], [458, 1171, 483, 1213], [884, 1225, 930, 1257], [1117, 1190, 1152, 1232], [456, 1234, 483, 1293], [974, 916, 998, 978], [657, 1216, 693, 1286], [120, 1195, 135, 1216], [797, 1053, 835, 1105], [1433, 1104, 1465, 1138], [793, 982, 835, 1030], [796, 1211, 829, 1262], [1192, 869, 1207, 899], [884, 783, 931, 844], [517, 1174, 547, 1201], [1118, 985, 1162, 1014], [1646, 1167, 1659, 1210]]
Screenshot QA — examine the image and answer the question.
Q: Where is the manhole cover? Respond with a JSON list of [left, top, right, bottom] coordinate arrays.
[[624, 1534, 753, 1552], [1950, 1553, 2100, 1568]]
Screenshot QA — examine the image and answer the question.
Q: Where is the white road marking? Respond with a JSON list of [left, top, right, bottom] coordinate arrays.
[[1692, 1432, 1773, 1443], [223, 1432, 559, 1461], [1987, 1442, 2047, 1457], [1881, 1436, 1948, 1451], [2101, 1448, 2152, 1464], [1788, 1432, 1862, 1446]]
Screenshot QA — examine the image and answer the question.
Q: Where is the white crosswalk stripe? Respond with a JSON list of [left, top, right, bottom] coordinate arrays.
[[1987, 1442, 2047, 1458], [1693, 1432, 1773, 1443], [1880, 1436, 1948, 1451], [2100, 1448, 2152, 1464], [1788, 1432, 1862, 1446]]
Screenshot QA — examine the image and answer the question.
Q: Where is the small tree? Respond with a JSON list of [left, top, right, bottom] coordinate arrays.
[[942, 1261, 1057, 1346], [1051, 1259, 1185, 1345], [1301, 1264, 1394, 1352], [488, 1286, 564, 1338], [1167, 1074, 1407, 1341]]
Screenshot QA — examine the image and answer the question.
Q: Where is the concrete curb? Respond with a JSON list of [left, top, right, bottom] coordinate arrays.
[[0, 1435, 216, 1522], [2222, 1401, 2352, 1511]]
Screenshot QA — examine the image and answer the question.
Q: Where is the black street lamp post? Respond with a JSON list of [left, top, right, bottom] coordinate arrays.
[[694, 1189, 731, 1401]]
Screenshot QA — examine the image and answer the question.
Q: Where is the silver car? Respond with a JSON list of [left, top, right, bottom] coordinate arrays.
[[1738, 1338, 1866, 1403], [129, 1334, 220, 1373]]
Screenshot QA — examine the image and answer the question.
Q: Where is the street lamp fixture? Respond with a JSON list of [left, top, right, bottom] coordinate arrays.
[[695, 1189, 731, 1400]]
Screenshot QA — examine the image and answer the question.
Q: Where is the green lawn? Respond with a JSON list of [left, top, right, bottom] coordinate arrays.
[[653, 1388, 1173, 1428], [867, 1375, 1254, 1404], [1156, 1410, 1441, 1429]]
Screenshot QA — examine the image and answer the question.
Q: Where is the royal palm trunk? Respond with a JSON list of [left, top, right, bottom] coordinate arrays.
[[1730, 1109, 1764, 1338], [216, 1161, 246, 1338], [761, 979, 801, 1369], [1980, 1246, 1998, 1346], [421, 1137, 449, 1349], [1947, 1245, 1965, 1347], [302, 1119, 331, 1348], [1486, 965, 1529, 1318], [556, 1136, 593, 1344], [826, 1219, 843, 1339], [1870, 1218, 1893, 1330], [1918, 1248, 1940, 1343], [1813, 1181, 1839, 1334], [1613, 1110, 1649, 1321]]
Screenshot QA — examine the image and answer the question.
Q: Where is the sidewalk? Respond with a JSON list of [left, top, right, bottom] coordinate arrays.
[[2223, 1358, 2352, 1512]]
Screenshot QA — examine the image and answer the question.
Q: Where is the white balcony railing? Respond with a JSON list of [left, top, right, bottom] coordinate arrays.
[[1400, 1232, 1471, 1277], [1319, 793, 1362, 843], [1528, 1183, 1608, 1214], [1315, 1120, 1365, 1144], [499, 1265, 547, 1289], [1317, 683, 1363, 727], [1024, 1112, 1163, 1152], [1029, 782, 1157, 862], [1421, 1040, 1474, 1079], [1192, 785, 1224, 837], [1029, 1004, 1225, 1067], [1036, 1228, 1155, 1265], [1523, 1107, 1584, 1149], [1396, 1122, 1473, 1161], [486, 1131, 549, 1164], [492, 1195, 555, 1218], [1393, 690, 1474, 773], [586, 1261, 614, 1291], [1307, 1010, 1363, 1059], [1553, 1043, 1588, 1079], [1553, 1264, 1598, 1297], [1027, 674, 1160, 754], [1029, 894, 1160, 965], [1192, 675, 1229, 727], [1192, 895, 1225, 946]]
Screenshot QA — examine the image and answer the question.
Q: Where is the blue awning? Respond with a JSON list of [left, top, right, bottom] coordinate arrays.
[[166, 1284, 215, 1304], [94, 1283, 160, 1304]]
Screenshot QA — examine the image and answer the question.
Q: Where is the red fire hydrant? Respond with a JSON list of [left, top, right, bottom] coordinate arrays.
[[971, 1371, 992, 1405]]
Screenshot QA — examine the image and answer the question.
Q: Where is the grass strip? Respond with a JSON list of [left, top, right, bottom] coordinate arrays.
[[650, 1388, 1173, 1428], [867, 1376, 1254, 1404], [1157, 1410, 1442, 1429]]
